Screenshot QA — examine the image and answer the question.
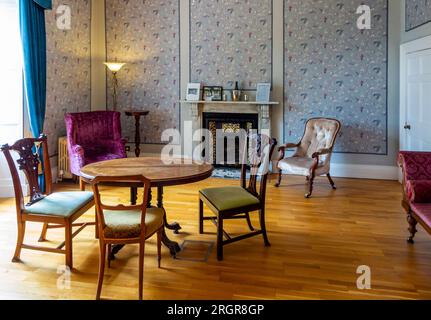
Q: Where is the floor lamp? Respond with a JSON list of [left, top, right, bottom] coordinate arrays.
[[104, 62, 126, 111]]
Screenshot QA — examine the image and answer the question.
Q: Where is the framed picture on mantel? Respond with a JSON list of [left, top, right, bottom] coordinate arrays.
[[186, 83, 202, 101], [256, 83, 271, 102], [203, 86, 223, 101]]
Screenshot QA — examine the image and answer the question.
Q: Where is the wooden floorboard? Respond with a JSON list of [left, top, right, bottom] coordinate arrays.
[[0, 175, 430, 300]]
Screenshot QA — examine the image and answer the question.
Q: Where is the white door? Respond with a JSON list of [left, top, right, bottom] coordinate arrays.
[[400, 36, 431, 151]]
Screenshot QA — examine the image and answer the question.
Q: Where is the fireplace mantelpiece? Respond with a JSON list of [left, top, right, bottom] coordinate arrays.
[[178, 100, 278, 137]]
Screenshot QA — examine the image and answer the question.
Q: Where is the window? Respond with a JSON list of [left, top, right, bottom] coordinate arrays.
[[0, 0, 22, 144]]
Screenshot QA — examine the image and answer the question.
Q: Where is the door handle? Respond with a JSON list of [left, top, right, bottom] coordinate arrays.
[[404, 124, 411, 130]]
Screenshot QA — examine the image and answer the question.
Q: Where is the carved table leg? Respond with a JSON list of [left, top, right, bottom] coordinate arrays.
[[110, 244, 123, 260], [158, 186, 182, 234], [157, 186, 181, 256], [130, 186, 138, 205]]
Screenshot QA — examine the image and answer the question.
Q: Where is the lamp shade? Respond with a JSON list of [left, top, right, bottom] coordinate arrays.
[[104, 62, 126, 73]]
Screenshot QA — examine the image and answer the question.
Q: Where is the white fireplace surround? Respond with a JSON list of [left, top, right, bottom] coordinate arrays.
[[179, 101, 279, 138]]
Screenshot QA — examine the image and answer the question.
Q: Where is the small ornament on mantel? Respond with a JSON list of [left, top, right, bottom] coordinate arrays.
[[232, 81, 241, 102]]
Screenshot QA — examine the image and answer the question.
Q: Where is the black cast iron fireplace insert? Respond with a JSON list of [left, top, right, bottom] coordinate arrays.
[[202, 112, 259, 167]]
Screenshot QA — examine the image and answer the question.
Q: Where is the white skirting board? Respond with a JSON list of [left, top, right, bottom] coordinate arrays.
[[0, 179, 28, 198], [136, 154, 400, 181], [0, 152, 28, 198], [271, 161, 399, 181], [319, 163, 399, 181], [0, 165, 57, 199]]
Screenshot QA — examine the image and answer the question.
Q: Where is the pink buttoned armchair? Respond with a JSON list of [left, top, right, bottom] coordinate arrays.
[[275, 118, 341, 198], [65, 111, 127, 185], [399, 151, 431, 244]]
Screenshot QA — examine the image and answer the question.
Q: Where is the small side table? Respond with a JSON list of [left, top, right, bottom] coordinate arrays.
[[125, 110, 150, 157]]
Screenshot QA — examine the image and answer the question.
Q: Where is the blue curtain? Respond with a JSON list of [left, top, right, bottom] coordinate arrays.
[[19, 0, 52, 191]]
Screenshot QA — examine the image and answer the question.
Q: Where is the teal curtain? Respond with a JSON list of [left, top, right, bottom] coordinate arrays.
[[19, 0, 52, 191], [33, 0, 52, 9]]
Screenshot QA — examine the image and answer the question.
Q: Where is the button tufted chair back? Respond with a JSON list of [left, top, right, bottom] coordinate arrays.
[[294, 118, 341, 165]]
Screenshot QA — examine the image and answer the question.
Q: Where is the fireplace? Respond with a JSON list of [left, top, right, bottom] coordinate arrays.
[[202, 112, 259, 167]]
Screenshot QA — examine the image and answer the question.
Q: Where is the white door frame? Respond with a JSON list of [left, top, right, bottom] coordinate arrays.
[[400, 35, 431, 151]]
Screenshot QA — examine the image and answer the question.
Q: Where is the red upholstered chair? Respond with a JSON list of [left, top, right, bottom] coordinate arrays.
[[399, 151, 431, 243], [65, 111, 127, 187]]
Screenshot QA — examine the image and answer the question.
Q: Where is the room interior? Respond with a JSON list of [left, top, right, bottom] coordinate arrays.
[[0, 0, 431, 301]]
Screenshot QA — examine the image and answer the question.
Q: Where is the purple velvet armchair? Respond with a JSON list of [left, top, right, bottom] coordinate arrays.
[[65, 111, 127, 178], [399, 151, 431, 244]]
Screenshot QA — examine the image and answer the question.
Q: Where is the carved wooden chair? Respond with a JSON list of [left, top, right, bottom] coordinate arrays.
[[87, 175, 163, 300], [199, 134, 277, 261], [275, 118, 341, 198], [1, 135, 95, 269]]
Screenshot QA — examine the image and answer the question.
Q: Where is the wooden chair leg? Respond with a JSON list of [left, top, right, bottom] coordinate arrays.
[[107, 244, 112, 268], [65, 222, 73, 270], [217, 215, 224, 261], [79, 178, 85, 191], [199, 199, 204, 234], [96, 242, 106, 300], [259, 209, 271, 247], [95, 210, 100, 239], [38, 223, 49, 242], [407, 213, 418, 244], [157, 229, 162, 268], [138, 241, 146, 300], [305, 173, 315, 198], [275, 170, 283, 187], [327, 173, 336, 190], [12, 221, 26, 263], [245, 213, 255, 231]]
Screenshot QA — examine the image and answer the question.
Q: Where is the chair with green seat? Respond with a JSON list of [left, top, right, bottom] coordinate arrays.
[[1, 135, 95, 269], [88, 175, 164, 300], [199, 133, 277, 261]]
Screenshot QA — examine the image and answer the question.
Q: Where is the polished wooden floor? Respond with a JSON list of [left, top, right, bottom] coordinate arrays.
[[0, 175, 430, 300]]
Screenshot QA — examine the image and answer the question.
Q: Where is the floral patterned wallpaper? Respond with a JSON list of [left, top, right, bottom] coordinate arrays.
[[105, 0, 181, 144], [45, 0, 91, 155], [284, 0, 388, 154], [406, 0, 431, 31], [190, 0, 273, 90]]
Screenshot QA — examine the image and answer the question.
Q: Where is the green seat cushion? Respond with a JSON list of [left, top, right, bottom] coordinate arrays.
[[200, 186, 260, 212], [24, 192, 94, 218], [103, 207, 164, 239]]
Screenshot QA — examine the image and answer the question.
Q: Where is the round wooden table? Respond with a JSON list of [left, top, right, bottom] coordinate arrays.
[[80, 157, 214, 257]]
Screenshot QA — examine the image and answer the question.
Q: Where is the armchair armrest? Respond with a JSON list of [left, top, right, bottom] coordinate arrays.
[[278, 142, 300, 152], [406, 180, 431, 203], [100, 139, 127, 158], [71, 144, 84, 156], [312, 148, 332, 159], [67, 143, 86, 176], [277, 142, 300, 161]]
